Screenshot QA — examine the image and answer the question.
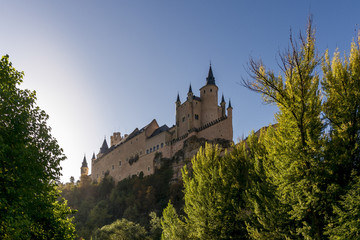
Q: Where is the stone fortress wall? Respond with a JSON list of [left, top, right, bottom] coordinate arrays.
[[81, 65, 233, 182]]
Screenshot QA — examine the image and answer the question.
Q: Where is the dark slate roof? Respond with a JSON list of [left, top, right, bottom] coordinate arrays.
[[176, 93, 180, 102], [221, 94, 225, 103], [228, 98, 232, 108], [100, 139, 109, 154], [149, 124, 170, 138], [206, 65, 216, 85], [82, 156, 88, 167], [193, 96, 201, 101], [126, 127, 141, 141], [188, 84, 193, 93], [92, 152, 96, 160]]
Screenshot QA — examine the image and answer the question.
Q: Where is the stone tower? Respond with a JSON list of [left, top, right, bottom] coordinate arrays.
[[80, 155, 89, 176], [199, 64, 219, 125]]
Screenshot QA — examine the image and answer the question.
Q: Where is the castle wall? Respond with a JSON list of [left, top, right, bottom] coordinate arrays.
[[145, 131, 172, 158], [92, 129, 147, 182], [197, 116, 233, 141]]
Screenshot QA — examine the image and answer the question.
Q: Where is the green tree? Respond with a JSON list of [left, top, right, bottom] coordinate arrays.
[[243, 19, 326, 239], [149, 211, 162, 240], [0, 55, 76, 239], [244, 130, 292, 240], [92, 218, 150, 240], [161, 201, 187, 240], [167, 143, 249, 239], [321, 35, 360, 239]]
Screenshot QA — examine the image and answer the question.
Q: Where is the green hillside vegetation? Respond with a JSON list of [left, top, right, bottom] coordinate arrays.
[[60, 136, 231, 239]]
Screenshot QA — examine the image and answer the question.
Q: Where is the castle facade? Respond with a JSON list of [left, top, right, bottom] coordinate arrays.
[[81, 65, 233, 182]]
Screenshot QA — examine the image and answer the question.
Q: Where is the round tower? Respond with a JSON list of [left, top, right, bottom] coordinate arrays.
[[200, 64, 219, 125]]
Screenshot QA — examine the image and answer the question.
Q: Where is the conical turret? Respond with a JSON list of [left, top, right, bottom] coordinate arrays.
[[206, 64, 216, 85], [82, 155, 88, 167], [100, 138, 109, 154], [80, 155, 89, 176], [187, 83, 193, 101]]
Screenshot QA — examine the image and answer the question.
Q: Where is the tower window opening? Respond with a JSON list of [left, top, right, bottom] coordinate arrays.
[[119, 161, 122, 166], [210, 89, 212, 92], [182, 117, 185, 122], [157, 145, 159, 150], [161, 143, 164, 148], [195, 114, 199, 120], [112, 165, 114, 170]]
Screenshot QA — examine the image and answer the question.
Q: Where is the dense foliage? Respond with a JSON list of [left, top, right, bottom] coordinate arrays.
[[0, 55, 76, 239], [60, 160, 180, 239]]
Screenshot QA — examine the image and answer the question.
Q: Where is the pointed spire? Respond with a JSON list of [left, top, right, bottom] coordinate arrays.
[[206, 64, 215, 85], [92, 152, 96, 160], [188, 83, 193, 93], [221, 93, 225, 103], [176, 92, 180, 102], [100, 138, 109, 153], [82, 155, 88, 167], [228, 98, 232, 109]]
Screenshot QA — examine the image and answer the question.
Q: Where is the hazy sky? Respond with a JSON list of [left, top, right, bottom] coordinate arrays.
[[1, 1, 359, 182]]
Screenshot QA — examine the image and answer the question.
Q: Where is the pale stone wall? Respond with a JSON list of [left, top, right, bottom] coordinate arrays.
[[176, 101, 189, 137], [200, 85, 219, 124], [197, 117, 233, 141]]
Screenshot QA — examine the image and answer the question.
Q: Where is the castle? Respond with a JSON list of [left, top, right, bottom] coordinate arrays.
[[80, 65, 233, 182]]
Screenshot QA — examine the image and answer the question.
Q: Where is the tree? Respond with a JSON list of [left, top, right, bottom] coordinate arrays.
[[92, 218, 150, 240], [0, 55, 76, 239], [243, 18, 326, 239], [244, 130, 293, 240], [161, 143, 249, 239], [161, 201, 187, 240], [321, 35, 360, 239], [149, 211, 162, 240]]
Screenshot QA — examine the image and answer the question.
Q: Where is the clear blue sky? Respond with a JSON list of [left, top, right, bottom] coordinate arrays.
[[1, 1, 359, 182]]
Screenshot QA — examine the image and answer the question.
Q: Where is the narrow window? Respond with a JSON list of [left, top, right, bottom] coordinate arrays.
[[195, 114, 199, 120], [153, 146, 155, 151], [146, 149, 149, 154], [148, 166, 151, 171], [210, 89, 212, 92], [157, 145, 159, 150], [161, 143, 164, 148], [182, 117, 185, 122], [112, 165, 114, 170], [119, 161, 122, 166]]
